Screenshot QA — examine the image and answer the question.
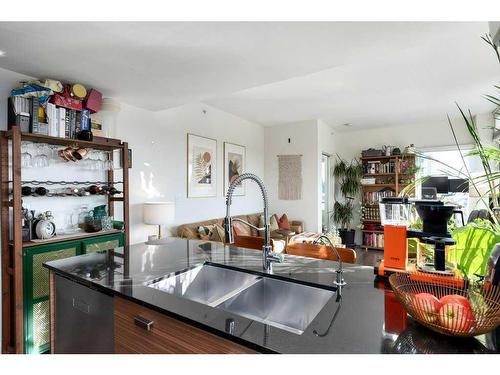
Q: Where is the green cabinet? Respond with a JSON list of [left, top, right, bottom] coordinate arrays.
[[23, 232, 124, 354], [82, 233, 124, 254]]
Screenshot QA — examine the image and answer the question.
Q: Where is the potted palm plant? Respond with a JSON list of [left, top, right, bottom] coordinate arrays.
[[332, 157, 363, 246]]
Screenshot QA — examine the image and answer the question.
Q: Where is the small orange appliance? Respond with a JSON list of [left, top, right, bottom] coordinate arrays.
[[375, 197, 412, 276]]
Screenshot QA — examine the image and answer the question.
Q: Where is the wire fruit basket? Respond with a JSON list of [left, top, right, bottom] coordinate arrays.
[[389, 272, 500, 337]]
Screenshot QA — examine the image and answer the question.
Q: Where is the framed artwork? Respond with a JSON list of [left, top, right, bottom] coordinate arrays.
[[187, 133, 217, 198], [224, 142, 246, 196]]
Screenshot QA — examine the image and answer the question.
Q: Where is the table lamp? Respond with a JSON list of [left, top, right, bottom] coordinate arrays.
[[143, 202, 175, 239]]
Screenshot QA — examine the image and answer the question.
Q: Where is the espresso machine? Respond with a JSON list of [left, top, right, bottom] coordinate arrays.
[[374, 197, 464, 284]]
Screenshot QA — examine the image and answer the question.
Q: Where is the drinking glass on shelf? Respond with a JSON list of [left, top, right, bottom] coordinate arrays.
[[101, 216, 113, 231], [97, 151, 106, 171], [106, 151, 115, 171], [47, 144, 62, 165], [33, 143, 49, 168], [21, 141, 33, 168]]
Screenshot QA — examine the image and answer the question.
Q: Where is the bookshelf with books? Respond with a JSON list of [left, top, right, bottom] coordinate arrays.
[[2, 79, 124, 354], [360, 153, 416, 251]]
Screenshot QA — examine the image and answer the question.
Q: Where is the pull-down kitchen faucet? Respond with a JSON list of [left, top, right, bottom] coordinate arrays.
[[224, 173, 284, 272]]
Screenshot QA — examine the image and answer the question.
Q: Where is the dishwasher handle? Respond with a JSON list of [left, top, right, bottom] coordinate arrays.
[[134, 315, 154, 331]]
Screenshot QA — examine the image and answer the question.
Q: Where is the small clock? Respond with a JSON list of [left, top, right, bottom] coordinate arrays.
[[35, 211, 56, 239]]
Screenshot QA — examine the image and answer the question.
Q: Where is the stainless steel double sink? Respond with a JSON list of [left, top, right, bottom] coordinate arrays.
[[147, 263, 335, 335]]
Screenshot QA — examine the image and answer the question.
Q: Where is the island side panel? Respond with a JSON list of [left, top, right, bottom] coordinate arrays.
[[114, 297, 256, 354]]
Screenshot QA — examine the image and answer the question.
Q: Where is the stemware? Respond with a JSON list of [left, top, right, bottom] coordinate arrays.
[[33, 143, 49, 168], [21, 141, 33, 168]]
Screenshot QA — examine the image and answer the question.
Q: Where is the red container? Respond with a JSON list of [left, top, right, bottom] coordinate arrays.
[[51, 92, 83, 111], [85, 89, 102, 113]]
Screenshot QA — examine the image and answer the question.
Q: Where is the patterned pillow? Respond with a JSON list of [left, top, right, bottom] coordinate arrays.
[[197, 225, 213, 241]]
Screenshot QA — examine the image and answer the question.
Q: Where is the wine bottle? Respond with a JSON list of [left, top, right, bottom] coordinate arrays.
[[86, 185, 103, 195], [34, 187, 48, 196], [21, 186, 33, 196]]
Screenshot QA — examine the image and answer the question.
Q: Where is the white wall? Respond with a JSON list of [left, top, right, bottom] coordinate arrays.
[[114, 102, 266, 245], [264, 120, 322, 232], [333, 115, 481, 162]]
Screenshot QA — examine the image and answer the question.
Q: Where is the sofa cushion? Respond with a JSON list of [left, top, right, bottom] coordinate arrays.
[[278, 214, 291, 230], [246, 214, 261, 236], [212, 223, 225, 242], [177, 218, 219, 239], [270, 214, 279, 232], [259, 214, 280, 232], [233, 221, 252, 236]]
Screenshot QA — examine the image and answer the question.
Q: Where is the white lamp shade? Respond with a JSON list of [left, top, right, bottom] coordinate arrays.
[[143, 202, 175, 225]]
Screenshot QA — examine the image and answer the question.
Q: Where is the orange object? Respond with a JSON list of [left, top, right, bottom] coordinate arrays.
[[384, 290, 407, 334], [383, 225, 408, 270], [409, 269, 465, 289]]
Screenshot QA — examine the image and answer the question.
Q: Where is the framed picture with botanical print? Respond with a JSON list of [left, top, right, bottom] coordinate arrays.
[[187, 133, 217, 198], [224, 142, 246, 196]]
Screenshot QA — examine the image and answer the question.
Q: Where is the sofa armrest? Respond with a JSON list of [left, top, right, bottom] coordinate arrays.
[[290, 221, 303, 234]]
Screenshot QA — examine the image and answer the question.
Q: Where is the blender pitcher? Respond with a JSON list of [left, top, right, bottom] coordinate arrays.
[[379, 197, 411, 271]]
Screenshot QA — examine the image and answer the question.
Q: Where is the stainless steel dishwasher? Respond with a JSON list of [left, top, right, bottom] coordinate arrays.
[[54, 274, 114, 353]]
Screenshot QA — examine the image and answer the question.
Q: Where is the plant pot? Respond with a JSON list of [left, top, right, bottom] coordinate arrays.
[[339, 229, 356, 247]]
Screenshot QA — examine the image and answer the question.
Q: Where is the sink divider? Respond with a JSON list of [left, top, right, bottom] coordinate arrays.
[[208, 277, 263, 307]]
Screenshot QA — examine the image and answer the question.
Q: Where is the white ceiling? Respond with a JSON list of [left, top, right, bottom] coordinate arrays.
[[0, 22, 497, 129]]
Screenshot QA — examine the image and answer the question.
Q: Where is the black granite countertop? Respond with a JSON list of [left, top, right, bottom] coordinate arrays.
[[44, 238, 499, 353]]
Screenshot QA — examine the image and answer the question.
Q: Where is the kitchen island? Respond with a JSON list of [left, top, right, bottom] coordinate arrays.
[[44, 238, 499, 354]]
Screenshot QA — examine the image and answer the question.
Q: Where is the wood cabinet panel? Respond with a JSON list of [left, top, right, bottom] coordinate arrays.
[[114, 297, 256, 354]]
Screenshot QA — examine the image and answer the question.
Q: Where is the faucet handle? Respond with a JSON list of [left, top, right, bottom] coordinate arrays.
[[268, 251, 284, 263]]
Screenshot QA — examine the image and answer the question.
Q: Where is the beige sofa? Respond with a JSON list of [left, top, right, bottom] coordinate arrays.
[[176, 213, 303, 253]]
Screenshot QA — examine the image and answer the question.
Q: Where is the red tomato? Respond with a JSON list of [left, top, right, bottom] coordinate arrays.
[[438, 302, 475, 332], [439, 294, 471, 309], [414, 293, 441, 322]]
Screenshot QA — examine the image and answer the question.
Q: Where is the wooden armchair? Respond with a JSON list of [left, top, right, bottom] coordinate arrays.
[[232, 235, 285, 253], [286, 242, 356, 264]]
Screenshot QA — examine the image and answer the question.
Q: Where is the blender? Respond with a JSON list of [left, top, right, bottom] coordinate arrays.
[[375, 197, 412, 275]]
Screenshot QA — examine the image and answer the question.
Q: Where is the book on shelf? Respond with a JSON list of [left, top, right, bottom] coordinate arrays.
[[46, 102, 58, 137], [69, 109, 77, 139], [58, 107, 66, 139], [64, 108, 71, 138]]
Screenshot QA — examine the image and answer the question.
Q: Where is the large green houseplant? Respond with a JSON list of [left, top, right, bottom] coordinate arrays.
[[332, 156, 363, 246]]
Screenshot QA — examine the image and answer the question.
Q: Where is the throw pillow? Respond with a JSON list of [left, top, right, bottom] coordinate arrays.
[[259, 214, 280, 232], [270, 214, 279, 232], [278, 214, 291, 230], [197, 225, 213, 240], [233, 221, 252, 236], [211, 223, 223, 242]]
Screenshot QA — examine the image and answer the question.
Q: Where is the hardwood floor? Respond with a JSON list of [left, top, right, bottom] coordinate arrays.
[[353, 246, 384, 267]]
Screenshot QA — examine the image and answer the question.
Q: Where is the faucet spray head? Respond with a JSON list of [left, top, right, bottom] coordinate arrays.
[[224, 216, 234, 244]]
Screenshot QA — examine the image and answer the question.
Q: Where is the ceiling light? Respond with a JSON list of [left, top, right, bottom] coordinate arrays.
[[0, 50, 5, 57]]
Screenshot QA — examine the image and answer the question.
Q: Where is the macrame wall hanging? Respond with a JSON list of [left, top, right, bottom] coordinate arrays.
[[278, 154, 302, 200]]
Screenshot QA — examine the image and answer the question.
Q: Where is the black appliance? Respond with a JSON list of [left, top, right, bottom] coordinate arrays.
[[422, 176, 449, 194]]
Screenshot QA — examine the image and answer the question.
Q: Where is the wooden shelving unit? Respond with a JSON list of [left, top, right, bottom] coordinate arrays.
[[360, 153, 415, 251], [1, 126, 130, 354]]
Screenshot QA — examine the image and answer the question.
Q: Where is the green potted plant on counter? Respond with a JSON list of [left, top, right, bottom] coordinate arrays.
[[332, 156, 363, 246]]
